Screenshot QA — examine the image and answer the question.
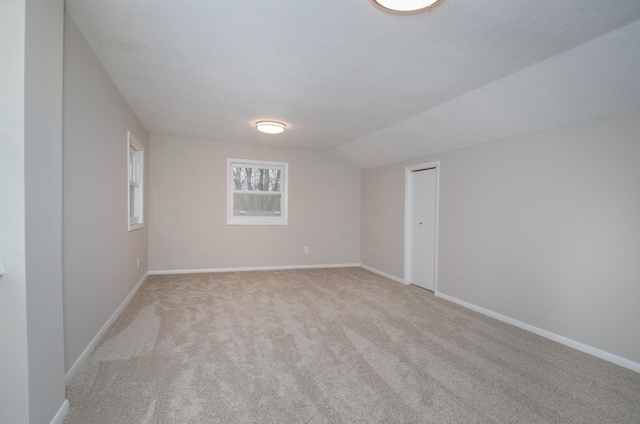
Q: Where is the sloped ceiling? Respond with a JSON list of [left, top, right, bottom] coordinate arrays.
[[65, 0, 640, 168]]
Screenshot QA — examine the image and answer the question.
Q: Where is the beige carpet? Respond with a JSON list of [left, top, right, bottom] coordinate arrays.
[[65, 268, 640, 423]]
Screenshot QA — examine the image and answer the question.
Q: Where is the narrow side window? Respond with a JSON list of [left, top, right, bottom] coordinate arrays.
[[128, 132, 144, 231]]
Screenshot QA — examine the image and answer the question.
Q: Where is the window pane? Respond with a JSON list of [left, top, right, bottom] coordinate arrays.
[[129, 150, 135, 180], [131, 151, 142, 185], [233, 167, 281, 192], [233, 193, 281, 216], [130, 185, 137, 219]]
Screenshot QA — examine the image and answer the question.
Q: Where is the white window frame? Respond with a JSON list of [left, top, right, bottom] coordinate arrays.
[[128, 132, 144, 231], [227, 159, 288, 225]]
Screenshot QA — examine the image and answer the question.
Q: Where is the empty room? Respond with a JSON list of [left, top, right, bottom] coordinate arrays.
[[2, 0, 640, 423]]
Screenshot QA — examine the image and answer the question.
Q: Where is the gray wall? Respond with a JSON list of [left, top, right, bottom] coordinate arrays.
[[63, 13, 149, 373], [0, 0, 67, 422], [149, 135, 361, 271], [362, 110, 640, 365]]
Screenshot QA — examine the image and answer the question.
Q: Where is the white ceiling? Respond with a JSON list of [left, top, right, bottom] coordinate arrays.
[[65, 0, 640, 168]]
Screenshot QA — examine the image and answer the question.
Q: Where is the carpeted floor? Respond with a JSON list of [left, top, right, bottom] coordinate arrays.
[[65, 268, 640, 423]]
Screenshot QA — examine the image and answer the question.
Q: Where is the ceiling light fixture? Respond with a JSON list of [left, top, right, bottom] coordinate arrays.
[[255, 121, 286, 135], [373, 0, 442, 12]]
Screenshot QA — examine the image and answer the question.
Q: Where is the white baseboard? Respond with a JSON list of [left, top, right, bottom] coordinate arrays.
[[65, 272, 149, 386], [360, 264, 406, 285], [149, 263, 361, 275], [50, 399, 69, 424], [436, 292, 640, 374]]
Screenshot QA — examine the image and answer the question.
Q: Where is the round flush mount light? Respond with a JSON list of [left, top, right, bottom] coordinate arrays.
[[255, 121, 286, 135], [373, 0, 442, 12]]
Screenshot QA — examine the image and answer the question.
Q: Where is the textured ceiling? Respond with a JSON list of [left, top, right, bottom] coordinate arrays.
[[65, 0, 640, 168]]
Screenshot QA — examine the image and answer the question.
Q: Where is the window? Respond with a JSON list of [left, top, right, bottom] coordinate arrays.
[[128, 132, 144, 231], [227, 159, 288, 225]]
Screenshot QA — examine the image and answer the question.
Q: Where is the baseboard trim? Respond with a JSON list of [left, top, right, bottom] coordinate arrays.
[[360, 264, 406, 285], [436, 292, 640, 373], [65, 272, 149, 386], [50, 399, 69, 424], [149, 263, 361, 275]]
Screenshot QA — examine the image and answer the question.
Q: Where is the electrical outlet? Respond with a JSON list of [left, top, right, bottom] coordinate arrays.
[[304, 246, 309, 254]]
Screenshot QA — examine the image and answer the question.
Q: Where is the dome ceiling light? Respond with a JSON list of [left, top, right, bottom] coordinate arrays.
[[373, 0, 442, 12], [255, 121, 286, 135]]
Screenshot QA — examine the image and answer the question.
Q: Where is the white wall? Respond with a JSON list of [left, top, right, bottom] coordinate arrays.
[[150, 135, 361, 271], [361, 162, 405, 279], [0, 0, 67, 422], [362, 110, 640, 365], [24, 0, 67, 421], [63, 13, 149, 373], [0, 1, 30, 420]]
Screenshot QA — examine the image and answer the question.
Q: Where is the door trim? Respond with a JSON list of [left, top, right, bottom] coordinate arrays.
[[404, 161, 440, 293]]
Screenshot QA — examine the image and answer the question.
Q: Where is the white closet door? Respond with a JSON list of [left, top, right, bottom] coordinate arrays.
[[410, 168, 437, 291]]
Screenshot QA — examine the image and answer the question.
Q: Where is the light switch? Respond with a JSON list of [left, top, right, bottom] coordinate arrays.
[[0, 261, 4, 277]]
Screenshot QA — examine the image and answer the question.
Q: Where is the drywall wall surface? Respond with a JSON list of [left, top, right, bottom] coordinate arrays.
[[1, 0, 67, 422], [24, 0, 67, 421], [63, 13, 149, 372], [361, 110, 640, 364], [0, 1, 30, 421], [149, 135, 361, 271], [361, 164, 405, 279]]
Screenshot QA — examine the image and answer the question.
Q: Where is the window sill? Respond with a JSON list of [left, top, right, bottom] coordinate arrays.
[[226, 218, 288, 226], [128, 223, 144, 231]]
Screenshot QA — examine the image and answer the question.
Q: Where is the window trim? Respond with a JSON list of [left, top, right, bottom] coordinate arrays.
[[227, 158, 289, 226], [128, 132, 144, 231]]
